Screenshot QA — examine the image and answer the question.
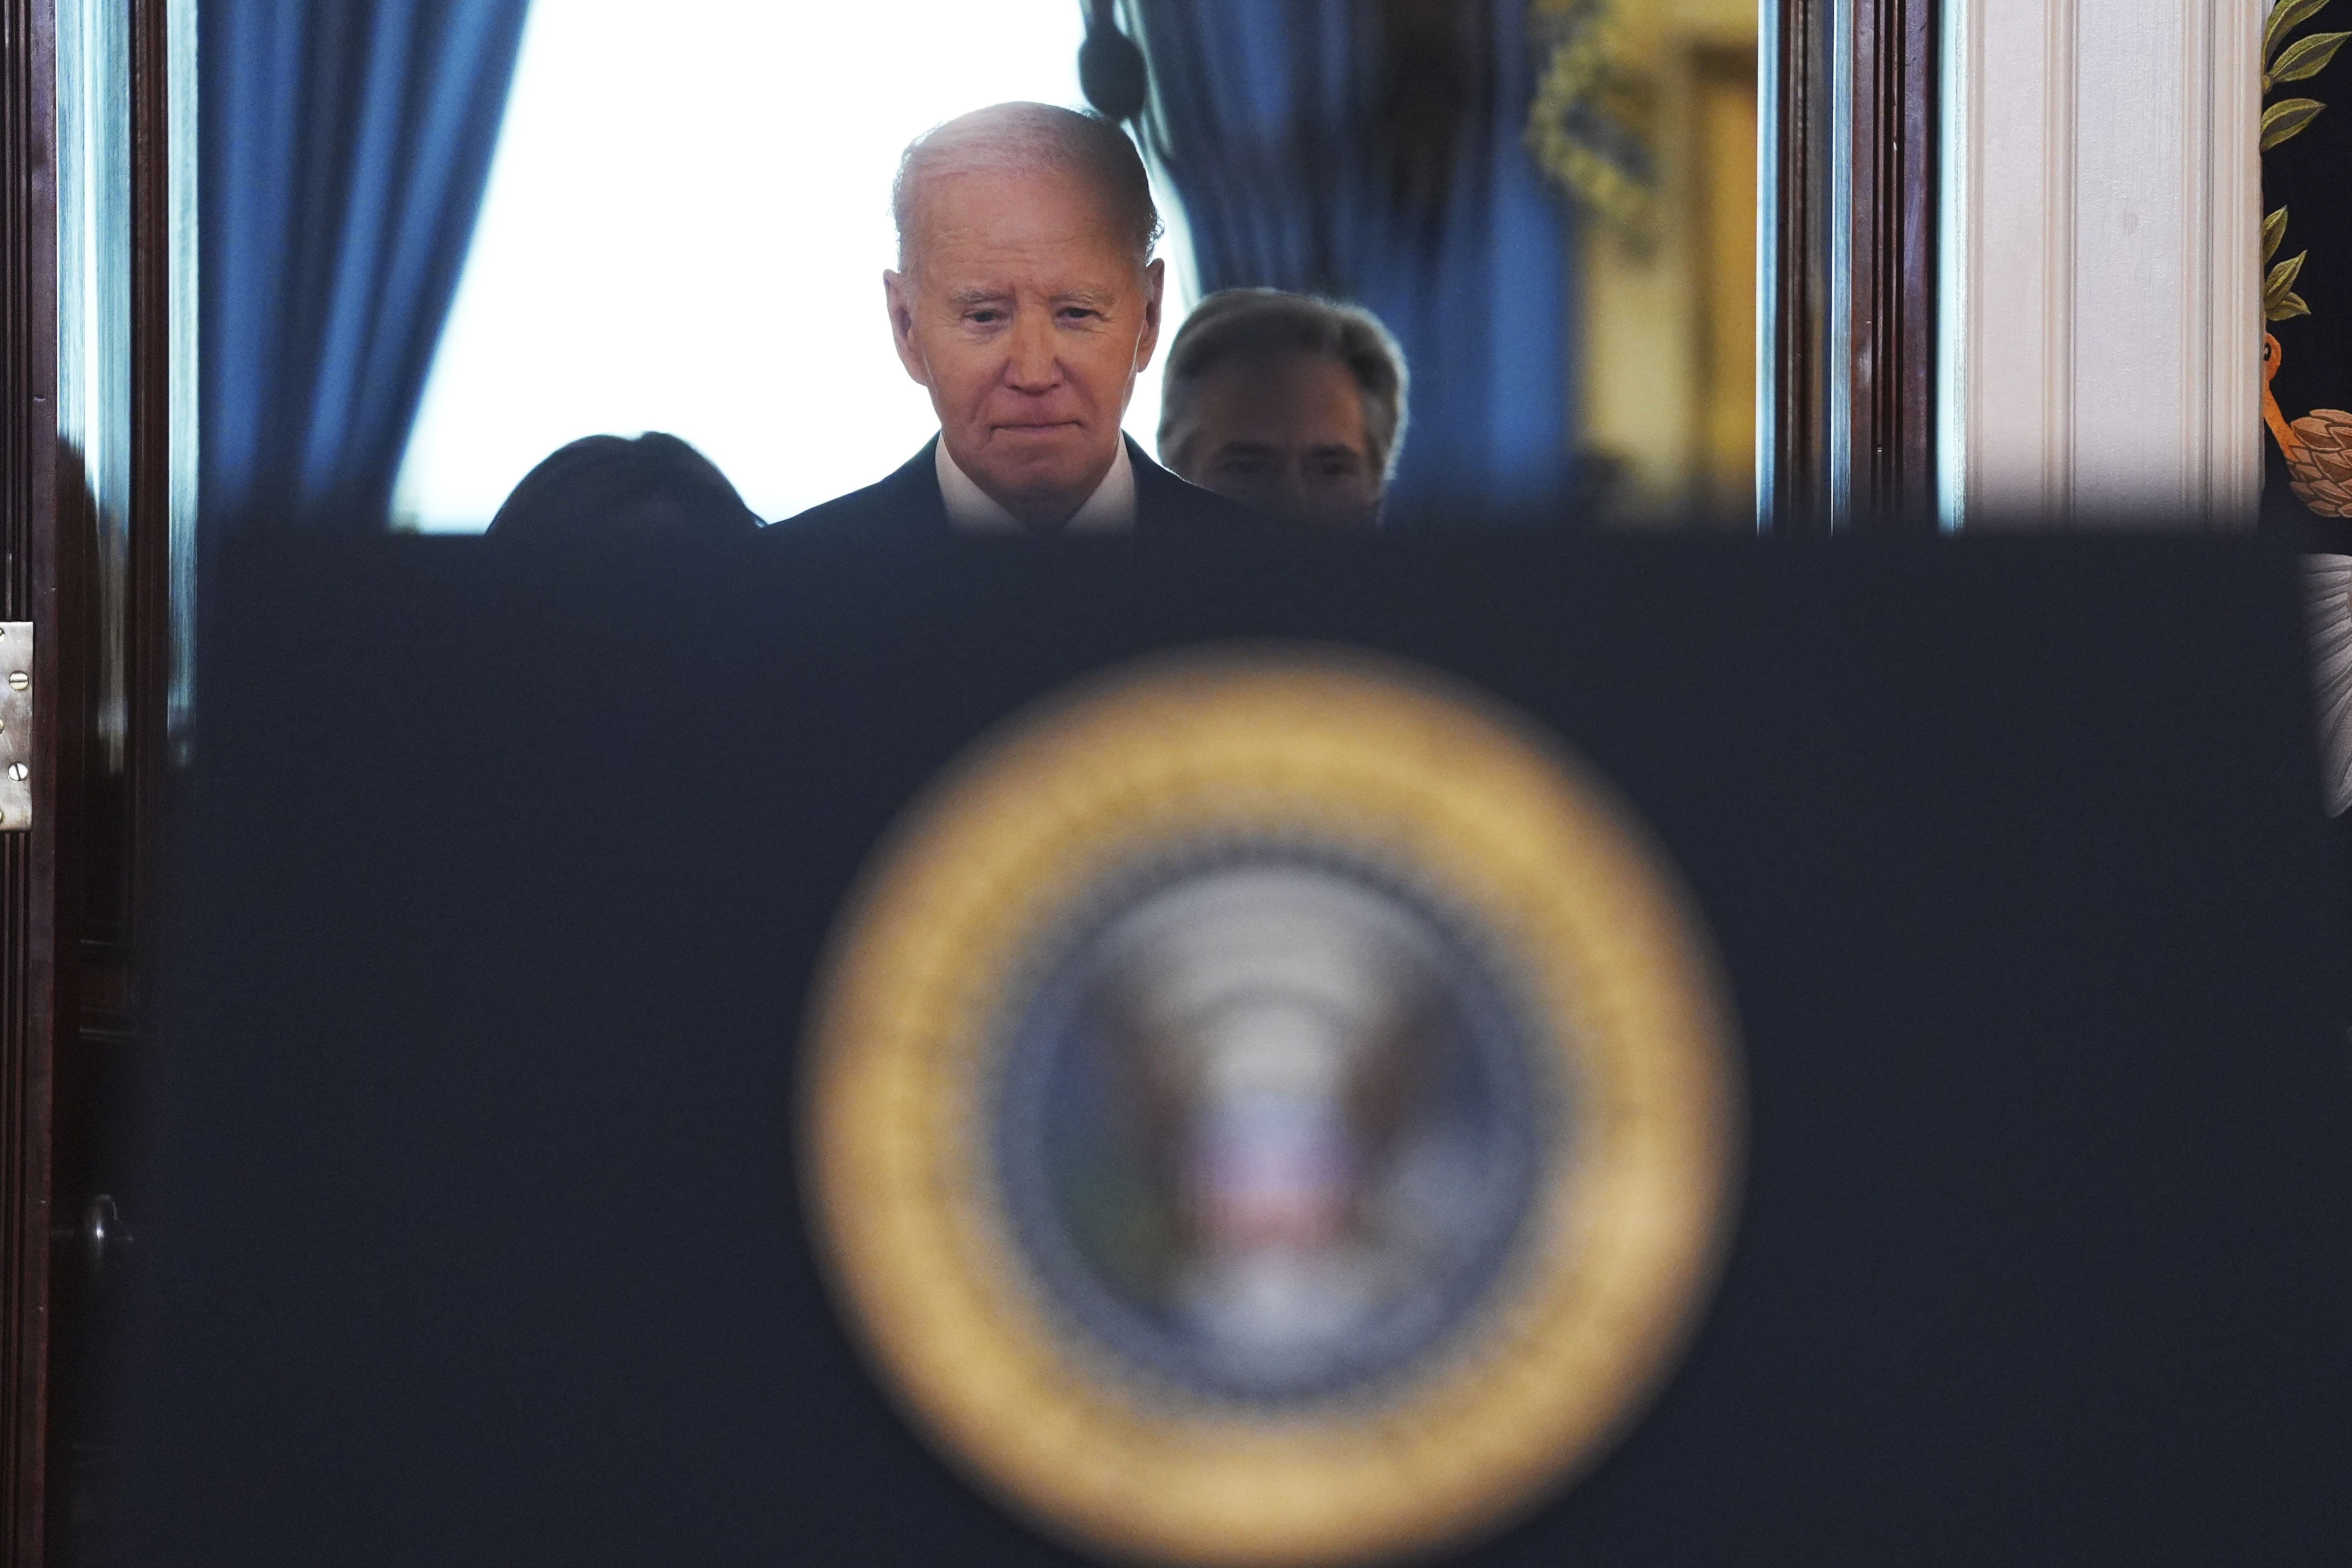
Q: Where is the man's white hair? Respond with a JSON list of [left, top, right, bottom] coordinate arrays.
[[892, 102, 1162, 272]]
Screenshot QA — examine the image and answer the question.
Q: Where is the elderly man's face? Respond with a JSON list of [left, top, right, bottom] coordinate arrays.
[[886, 165, 1162, 529], [1170, 353, 1383, 530]]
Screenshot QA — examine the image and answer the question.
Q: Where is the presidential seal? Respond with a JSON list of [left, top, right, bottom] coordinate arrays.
[[801, 648, 1740, 1567]]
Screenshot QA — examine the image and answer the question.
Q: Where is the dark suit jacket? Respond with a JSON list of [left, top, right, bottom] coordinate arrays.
[[772, 434, 1255, 540]]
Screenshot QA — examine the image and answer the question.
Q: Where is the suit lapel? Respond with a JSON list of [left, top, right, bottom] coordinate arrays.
[[1127, 435, 1223, 535], [1126, 435, 1175, 532], [880, 436, 950, 535]]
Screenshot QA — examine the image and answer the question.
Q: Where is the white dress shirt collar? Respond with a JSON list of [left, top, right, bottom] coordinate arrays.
[[935, 436, 1137, 534]]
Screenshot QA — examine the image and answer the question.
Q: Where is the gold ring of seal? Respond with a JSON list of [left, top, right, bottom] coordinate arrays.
[[801, 647, 1740, 1568]]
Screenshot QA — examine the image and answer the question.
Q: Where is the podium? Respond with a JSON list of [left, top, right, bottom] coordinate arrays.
[[104, 535, 2351, 1565]]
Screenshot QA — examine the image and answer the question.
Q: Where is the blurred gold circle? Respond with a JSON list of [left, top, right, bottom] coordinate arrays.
[[802, 647, 1740, 1568]]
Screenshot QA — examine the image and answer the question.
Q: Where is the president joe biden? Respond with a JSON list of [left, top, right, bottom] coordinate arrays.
[[784, 102, 1250, 538]]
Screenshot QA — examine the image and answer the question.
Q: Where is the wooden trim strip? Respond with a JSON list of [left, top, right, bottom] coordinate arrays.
[[1765, 0, 1940, 533], [0, 0, 61, 1558]]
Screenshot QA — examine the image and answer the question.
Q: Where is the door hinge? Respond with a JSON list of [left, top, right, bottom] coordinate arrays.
[[0, 623, 28, 831]]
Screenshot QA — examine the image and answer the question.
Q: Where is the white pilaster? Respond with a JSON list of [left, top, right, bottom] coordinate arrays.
[[1940, 0, 2261, 526]]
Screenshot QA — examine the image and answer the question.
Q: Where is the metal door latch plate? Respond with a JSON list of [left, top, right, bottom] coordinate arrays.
[[0, 623, 28, 832]]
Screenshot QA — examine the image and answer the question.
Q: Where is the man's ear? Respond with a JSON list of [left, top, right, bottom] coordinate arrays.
[[883, 270, 930, 387], [1133, 258, 1166, 373]]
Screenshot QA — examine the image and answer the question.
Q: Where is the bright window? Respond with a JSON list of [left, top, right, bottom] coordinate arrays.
[[392, 0, 1197, 531]]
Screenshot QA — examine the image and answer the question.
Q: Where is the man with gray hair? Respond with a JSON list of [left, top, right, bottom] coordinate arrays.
[[1158, 289, 1409, 531], [784, 102, 1250, 538]]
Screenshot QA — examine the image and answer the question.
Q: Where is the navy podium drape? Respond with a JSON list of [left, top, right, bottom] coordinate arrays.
[[1124, 0, 1571, 522], [200, 0, 531, 533]]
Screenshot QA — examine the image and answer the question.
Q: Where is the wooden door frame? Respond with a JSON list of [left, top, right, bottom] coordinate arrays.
[[1762, 0, 1942, 533], [2, 0, 63, 1556], [5, 0, 177, 1559]]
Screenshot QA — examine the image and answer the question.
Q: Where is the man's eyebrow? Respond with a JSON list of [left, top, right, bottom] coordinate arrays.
[[947, 285, 1013, 306], [1213, 441, 1282, 459]]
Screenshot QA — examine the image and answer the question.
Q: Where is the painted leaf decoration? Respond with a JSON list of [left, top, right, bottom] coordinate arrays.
[[2265, 98, 2328, 150], [2267, 205, 2291, 263], [2269, 252, 2310, 316], [2274, 291, 2314, 322], [2275, 31, 2352, 84], [2270, 0, 2340, 66]]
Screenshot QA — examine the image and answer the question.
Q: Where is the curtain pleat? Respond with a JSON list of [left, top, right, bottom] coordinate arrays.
[[201, 0, 532, 533], [1126, 0, 1572, 521]]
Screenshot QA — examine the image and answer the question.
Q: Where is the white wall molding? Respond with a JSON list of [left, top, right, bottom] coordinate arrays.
[[1940, 0, 2261, 526]]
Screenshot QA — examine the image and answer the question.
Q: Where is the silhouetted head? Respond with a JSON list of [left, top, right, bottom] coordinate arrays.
[[1158, 291, 1409, 531], [486, 432, 761, 542], [884, 103, 1165, 532]]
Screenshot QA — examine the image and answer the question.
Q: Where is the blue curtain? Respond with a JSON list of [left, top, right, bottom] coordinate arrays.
[[1124, 0, 1572, 523], [201, 0, 532, 533]]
